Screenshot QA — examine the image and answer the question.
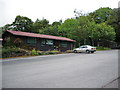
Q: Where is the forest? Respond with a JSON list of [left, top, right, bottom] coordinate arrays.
[[1, 7, 120, 47]]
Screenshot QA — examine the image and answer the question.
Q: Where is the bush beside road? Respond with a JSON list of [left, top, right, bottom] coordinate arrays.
[[2, 46, 62, 58], [96, 46, 111, 51]]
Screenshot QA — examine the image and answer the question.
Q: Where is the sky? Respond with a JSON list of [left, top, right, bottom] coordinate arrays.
[[0, 0, 120, 27]]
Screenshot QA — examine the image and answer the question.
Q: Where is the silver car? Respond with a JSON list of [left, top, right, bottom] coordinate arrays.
[[73, 45, 96, 53]]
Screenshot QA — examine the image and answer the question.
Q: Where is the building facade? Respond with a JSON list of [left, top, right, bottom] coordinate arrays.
[[3, 30, 76, 52]]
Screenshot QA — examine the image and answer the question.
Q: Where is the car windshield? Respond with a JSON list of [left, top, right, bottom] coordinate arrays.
[[80, 45, 92, 48], [80, 45, 88, 48]]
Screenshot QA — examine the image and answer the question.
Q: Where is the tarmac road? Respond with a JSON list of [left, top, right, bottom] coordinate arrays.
[[2, 50, 119, 88]]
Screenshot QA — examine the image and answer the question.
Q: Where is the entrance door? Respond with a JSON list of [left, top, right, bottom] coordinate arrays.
[[54, 40, 60, 51]]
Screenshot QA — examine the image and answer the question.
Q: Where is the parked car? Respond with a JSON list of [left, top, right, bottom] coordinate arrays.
[[73, 45, 96, 53]]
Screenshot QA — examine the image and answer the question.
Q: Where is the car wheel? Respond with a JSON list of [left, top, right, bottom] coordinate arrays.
[[91, 51, 94, 53], [74, 50, 77, 53], [86, 50, 90, 53]]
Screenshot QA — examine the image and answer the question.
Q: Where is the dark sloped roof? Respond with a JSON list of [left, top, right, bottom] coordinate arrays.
[[7, 30, 76, 42]]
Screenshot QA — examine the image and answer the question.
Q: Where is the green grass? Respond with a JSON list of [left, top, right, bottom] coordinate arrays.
[[96, 46, 111, 51]]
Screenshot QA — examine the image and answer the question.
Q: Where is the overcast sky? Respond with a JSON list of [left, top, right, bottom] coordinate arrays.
[[0, 0, 119, 27]]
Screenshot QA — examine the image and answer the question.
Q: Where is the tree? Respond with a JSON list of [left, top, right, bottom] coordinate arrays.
[[75, 16, 91, 45], [39, 21, 62, 36], [41, 25, 59, 36], [58, 16, 91, 46], [11, 15, 33, 32], [0, 24, 13, 38], [92, 23, 115, 46], [32, 18, 50, 33], [89, 7, 112, 23], [58, 18, 79, 38], [52, 21, 62, 26], [86, 21, 98, 45], [106, 8, 120, 44], [74, 9, 87, 19]]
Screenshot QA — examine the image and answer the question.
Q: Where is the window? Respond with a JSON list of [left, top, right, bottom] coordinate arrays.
[[46, 39, 53, 45], [41, 39, 46, 45], [41, 39, 54, 46], [27, 37, 36, 44], [80, 45, 87, 48], [61, 41, 67, 47]]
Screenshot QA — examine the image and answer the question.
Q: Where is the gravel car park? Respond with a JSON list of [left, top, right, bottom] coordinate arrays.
[[73, 45, 96, 53]]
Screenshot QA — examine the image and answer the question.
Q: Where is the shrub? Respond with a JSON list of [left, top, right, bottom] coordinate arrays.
[[31, 48, 39, 56], [2, 46, 30, 58], [50, 50, 60, 54], [2, 46, 19, 54], [37, 51, 45, 55], [65, 50, 73, 53], [2, 47, 62, 58], [43, 50, 60, 55]]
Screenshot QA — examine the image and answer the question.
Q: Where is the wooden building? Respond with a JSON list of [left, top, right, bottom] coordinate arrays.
[[2, 30, 76, 52]]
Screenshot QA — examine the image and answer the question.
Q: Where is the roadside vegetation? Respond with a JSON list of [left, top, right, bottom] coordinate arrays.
[[31, 49, 61, 56], [2, 46, 63, 58], [96, 46, 111, 51], [2, 46, 30, 58], [2, 46, 112, 58]]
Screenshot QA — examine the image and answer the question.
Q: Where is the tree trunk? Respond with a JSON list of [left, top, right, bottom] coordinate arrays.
[[92, 39, 94, 46], [97, 42, 100, 47], [84, 39, 86, 45]]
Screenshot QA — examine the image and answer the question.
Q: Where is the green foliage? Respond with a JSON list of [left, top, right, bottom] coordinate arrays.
[[32, 50, 61, 56], [3, 37, 15, 47], [2, 47, 29, 58], [44, 50, 60, 55], [9, 15, 33, 32], [106, 8, 120, 44], [32, 18, 49, 33], [96, 23, 115, 41], [0, 24, 11, 33], [65, 50, 73, 53], [2, 46, 19, 54], [76, 16, 90, 44], [31, 48, 39, 55], [52, 21, 61, 26], [37, 51, 45, 55], [96, 46, 111, 51], [31, 49, 60, 56], [58, 18, 78, 38], [38, 21, 62, 36], [58, 15, 115, 46], [89, 7, 112, 23], [41, 25, 59, 36]]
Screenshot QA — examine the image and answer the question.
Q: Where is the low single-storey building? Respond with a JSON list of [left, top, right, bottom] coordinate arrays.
[[2, 30, 76, 52]]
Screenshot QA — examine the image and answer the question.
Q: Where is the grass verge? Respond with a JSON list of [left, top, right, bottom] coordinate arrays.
[[96, 46, 111, 51]]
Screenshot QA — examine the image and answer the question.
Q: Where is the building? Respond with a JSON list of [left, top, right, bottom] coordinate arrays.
[[2, 30, 76, 52]]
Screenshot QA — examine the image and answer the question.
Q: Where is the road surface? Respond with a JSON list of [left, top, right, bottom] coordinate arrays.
[[2, 50, 119, 88]]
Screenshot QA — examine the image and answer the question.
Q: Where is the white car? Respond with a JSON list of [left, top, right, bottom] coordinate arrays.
[[73, 45, 96, 53]]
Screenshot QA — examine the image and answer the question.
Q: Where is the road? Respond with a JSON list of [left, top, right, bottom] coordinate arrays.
[[2, 50, 119, 88]]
